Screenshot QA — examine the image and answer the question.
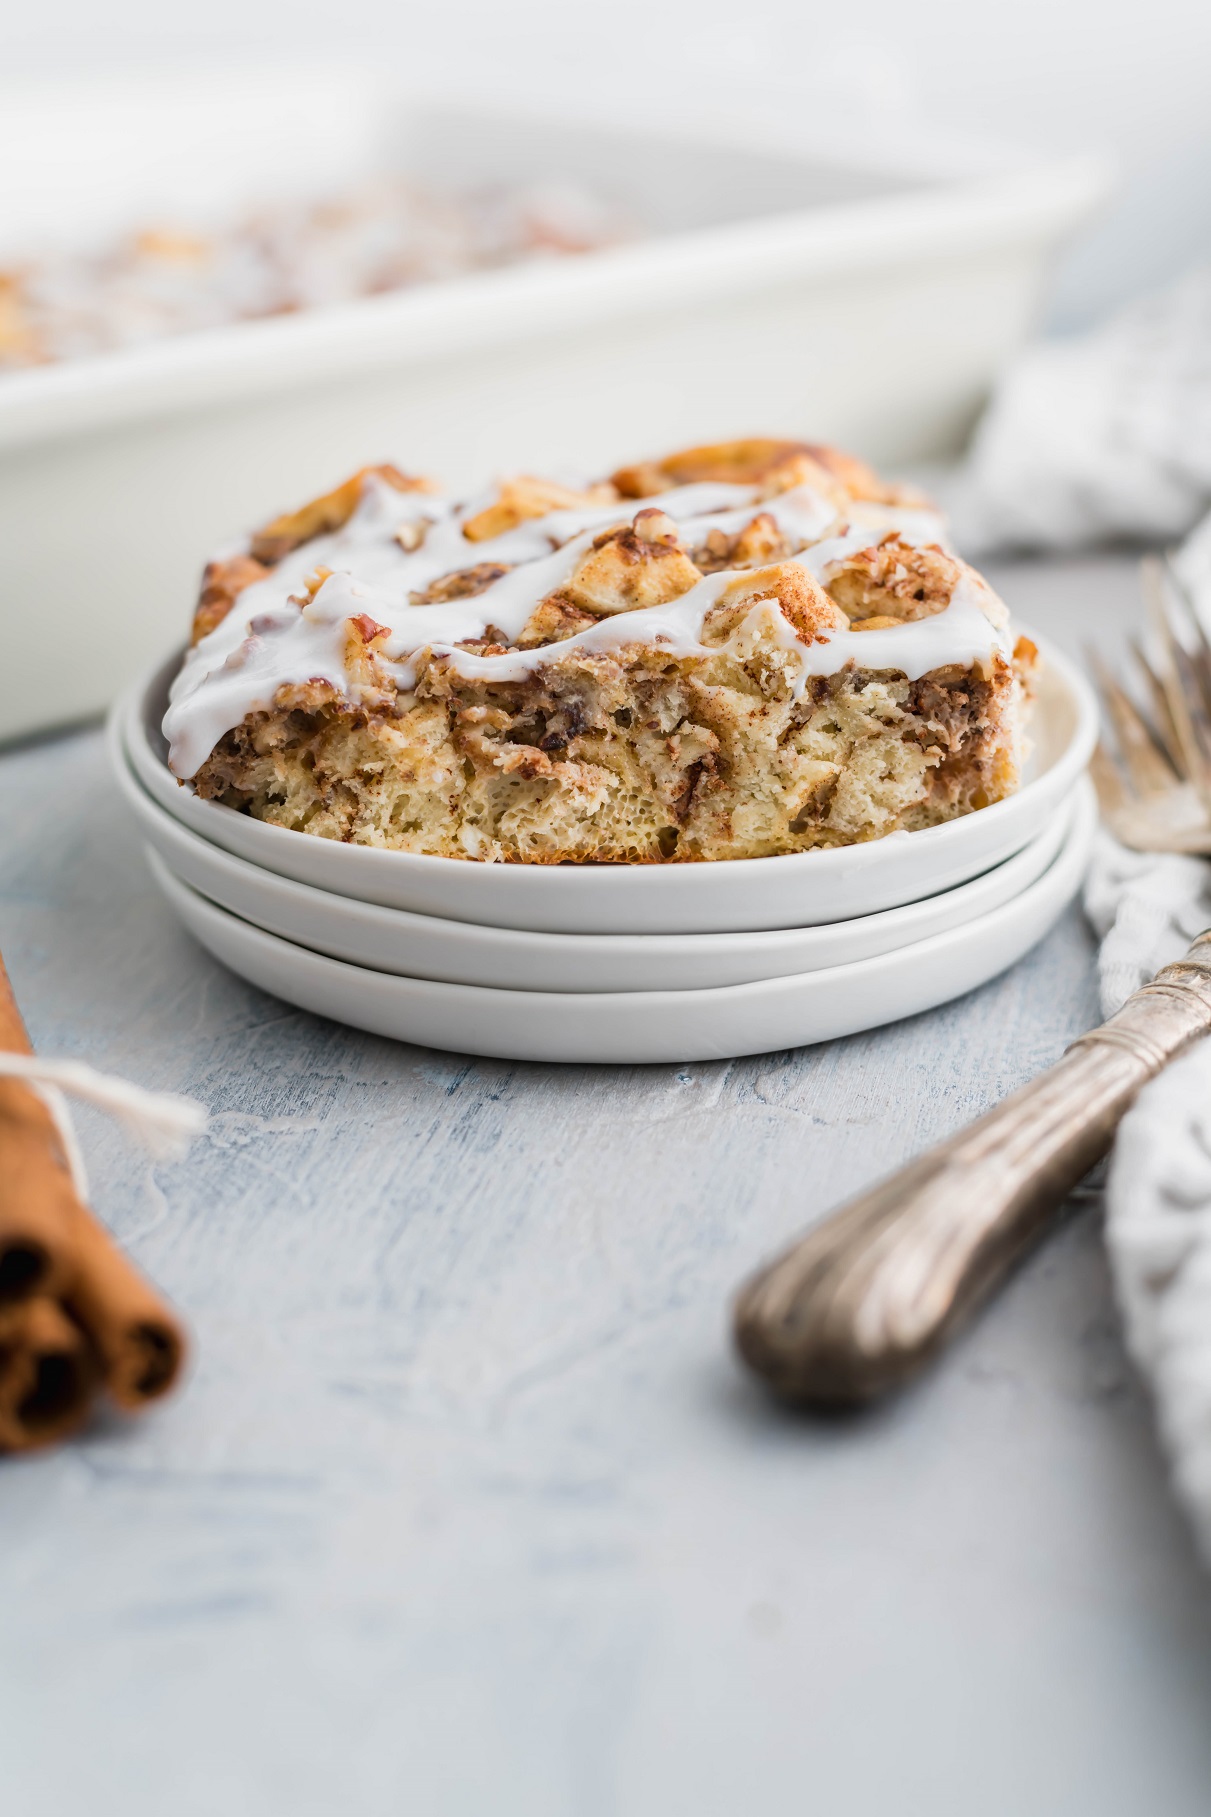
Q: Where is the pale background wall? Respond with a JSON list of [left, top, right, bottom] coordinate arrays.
[[3, 0, 1210, 328]]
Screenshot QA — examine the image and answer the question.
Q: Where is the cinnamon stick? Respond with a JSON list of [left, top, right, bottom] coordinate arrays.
[[63, 1206, 184, 1406], [0, 957, 76, 1303], [0, 1296, 96, 1452], [0, 950, 186, 1413]]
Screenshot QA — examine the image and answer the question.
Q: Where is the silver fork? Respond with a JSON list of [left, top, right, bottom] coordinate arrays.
[[1089, 556, 1211, 854], [734, 556, 1211, 1406]]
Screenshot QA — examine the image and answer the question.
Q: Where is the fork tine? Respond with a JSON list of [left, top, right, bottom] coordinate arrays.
[[1160, 558, 1211, 780], [1086, 643, 1178, 794], [1090, 738, 1131, 818], [1162, 552, 1211, 716], [1141, 556, 1211, 808], [1090, 557, 1211, 853], [1143, 559, 1196, 771], [1165, 652, 1211, 815], [1129, 639, 1185, 772]]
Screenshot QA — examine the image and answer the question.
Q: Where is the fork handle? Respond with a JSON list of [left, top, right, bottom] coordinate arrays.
[[733, 932, 1211, 1404]]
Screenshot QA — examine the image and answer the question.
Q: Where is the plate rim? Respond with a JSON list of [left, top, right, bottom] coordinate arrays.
[[118, 737, 1081, 953], [123, 736, 1087, 989], [115, 631, 1097, 922], [150, 775, 1095, 1014]]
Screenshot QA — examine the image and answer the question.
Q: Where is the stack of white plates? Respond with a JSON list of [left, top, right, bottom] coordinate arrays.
[[110, 641, 1098, 1063]]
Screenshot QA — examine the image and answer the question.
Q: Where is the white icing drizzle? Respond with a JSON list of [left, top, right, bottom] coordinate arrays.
[[397, 569, 1007, 693], [846, 500, 952, 546], [675, 489, 840, 551], [163, 471, 1000, 780]]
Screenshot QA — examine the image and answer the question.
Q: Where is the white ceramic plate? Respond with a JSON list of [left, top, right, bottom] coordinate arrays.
[[121, 739, 1088, 991], [146, 779, 1094, 1063], [116, 635, 1096, 937]]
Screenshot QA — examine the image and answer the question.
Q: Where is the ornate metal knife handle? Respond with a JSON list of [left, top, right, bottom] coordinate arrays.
[[734, 933, 1211, 1405]]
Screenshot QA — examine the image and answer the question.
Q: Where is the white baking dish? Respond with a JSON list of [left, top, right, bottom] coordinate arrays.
[[0, 75, 1103, 743]]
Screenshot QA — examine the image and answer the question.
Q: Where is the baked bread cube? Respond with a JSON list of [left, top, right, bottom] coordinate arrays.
[[164, 438, 1035, 863]]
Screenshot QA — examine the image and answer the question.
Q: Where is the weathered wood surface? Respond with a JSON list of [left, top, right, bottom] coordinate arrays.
[[4, 554, 1211, 1816]]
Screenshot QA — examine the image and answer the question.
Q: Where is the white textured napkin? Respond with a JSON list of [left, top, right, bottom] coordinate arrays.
[[1071, 471, 1211, 1562], [949, 264, 1211, 1548], [1105, 1038, 1211, 1564], [1085, 764, 1211, 1564], [945, 266, 1211, 555], [1084, 834, 1211, 1022]]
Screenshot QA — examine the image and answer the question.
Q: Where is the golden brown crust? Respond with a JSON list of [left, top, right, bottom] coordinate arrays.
[[801, 443, 933, 508], [516, 596, 601, 648], [191, 554, 272, 645], [1012, 633, 1040, 708], [0, 273, 42, 367], [611, 438, 816, 495], [461, 475, 617, 543], [606, 436, 928, 513], [249, 464, 433, 565], [182, 438, 1017, 865], [607, 441, 927, 516], [191, 439, 922, 647]]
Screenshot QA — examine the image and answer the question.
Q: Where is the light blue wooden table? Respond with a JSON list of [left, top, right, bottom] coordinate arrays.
[[4, 554, 1211, 1817]]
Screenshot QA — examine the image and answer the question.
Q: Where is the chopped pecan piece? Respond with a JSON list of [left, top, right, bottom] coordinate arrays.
[[783, 760, 841, 825], [349, 613, 390, 645], [410, 562, 512, 605], [825, 536, 956, 623], [293, 565, 332, 605], [693, 510, 793, 573]]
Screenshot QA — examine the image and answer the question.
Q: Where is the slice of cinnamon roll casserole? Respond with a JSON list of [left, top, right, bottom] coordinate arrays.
[[163, 439, 1036, 863]]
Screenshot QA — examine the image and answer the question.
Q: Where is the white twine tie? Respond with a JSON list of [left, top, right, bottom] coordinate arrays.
[[0, 1054, 207, 1201]]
